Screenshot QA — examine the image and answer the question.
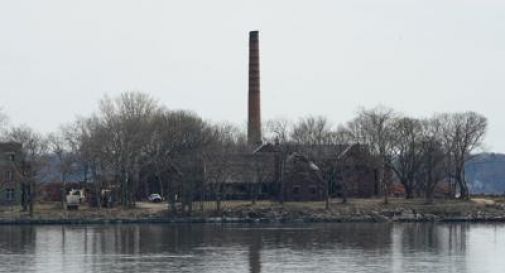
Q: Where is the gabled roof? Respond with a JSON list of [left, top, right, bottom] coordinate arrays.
[[336, 143, 369, 160]]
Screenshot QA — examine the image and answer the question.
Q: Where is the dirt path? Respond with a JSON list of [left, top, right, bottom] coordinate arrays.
[[471, 198, 496, 206]]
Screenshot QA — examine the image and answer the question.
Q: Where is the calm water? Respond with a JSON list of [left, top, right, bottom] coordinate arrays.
[[0, 223, 504, 273]]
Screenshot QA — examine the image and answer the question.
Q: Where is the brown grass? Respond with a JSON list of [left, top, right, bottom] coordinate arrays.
[[0, 197, 503, 220]]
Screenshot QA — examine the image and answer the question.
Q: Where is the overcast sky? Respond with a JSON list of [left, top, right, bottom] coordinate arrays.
[[0, 0, 504, 152]]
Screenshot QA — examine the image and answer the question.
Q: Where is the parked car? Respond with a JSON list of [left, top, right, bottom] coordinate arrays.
[[148, 194, 163, 203]]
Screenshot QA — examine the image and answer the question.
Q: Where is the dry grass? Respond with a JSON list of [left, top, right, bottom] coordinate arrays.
[[0, 197, 503, 220], [0, 202, 164, 220]]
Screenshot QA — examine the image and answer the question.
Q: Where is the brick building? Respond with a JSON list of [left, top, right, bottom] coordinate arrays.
[[0, 142, 23, 205]]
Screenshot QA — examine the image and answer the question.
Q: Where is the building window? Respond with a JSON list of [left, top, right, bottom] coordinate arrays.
[[9, 154, 15, 162], [292, 186, 300, 195], [309, 186, 317, 195], [5, 189, 15, 201]]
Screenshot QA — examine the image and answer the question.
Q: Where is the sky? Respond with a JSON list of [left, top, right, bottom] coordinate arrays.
[[0, 0, 504, 152]]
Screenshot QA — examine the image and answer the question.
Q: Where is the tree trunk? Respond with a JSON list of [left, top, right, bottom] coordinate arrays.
[[95, 184, 102, 208], [91, 164, 102, 208], [425, 190, 434, 204], [341, 179, 348, 205], [279, 181, 285, 205], [21, 183, 28, 212], [167, 178, 176, 215], [170, 195, 177, 215], [216, 198, 221, 213], [404, 182, 413, 199], [382, 170, 389, 205], [251, 183, 258, 205], [325, 179, 330, 209], [278, 160, 285, 205], [200, 187, 204, 213], [61, 187, 66, 209], [215, 184, 222, 214], [456, 168, 469, 200], [28, 179, 35, 217], [459, 180, 469, 200], [383, 185, 389, 205], [187, 197, 193, 216]]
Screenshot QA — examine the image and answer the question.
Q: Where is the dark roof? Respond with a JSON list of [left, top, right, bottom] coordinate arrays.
[[257, 142, 357, 162], [205, 153, 276, 184], [0, 142, 22, 153]]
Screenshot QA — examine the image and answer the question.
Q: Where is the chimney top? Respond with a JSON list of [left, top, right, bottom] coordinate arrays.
[[249, 31, 259, 40]]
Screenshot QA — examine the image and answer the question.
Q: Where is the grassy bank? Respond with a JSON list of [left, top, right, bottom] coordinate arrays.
[[1, 198, 505, 224]]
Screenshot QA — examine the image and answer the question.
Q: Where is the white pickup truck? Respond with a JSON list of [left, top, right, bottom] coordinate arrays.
[[66, 189, 84, 210]]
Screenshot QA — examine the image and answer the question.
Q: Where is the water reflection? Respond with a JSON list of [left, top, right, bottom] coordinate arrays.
[[248, 231, 261, 273], [390, 224, 470, 273], [0, 223, 503, 273], [0, 225, 36, 254]]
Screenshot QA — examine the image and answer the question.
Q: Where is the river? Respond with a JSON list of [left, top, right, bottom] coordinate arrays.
[[0, 223, 504, 273]]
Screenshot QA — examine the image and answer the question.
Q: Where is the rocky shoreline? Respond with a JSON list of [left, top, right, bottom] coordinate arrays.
[[2, 198, 505, 225], [2, 208, 505, 225]]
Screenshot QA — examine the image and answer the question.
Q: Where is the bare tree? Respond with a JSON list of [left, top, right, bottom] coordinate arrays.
[[417, 117, 447, 203], [47, 128, 80, 209], [347, 106, 397, 204], [439, 112, 487, 199], [70, 92, 217, 214], [163, 110, 214, 215], [332, 125, 355, 145], [288, 116, 335, 208], [265, 118, 291, 143], [5, 126, 48, 216], [75, 116, 112, 208], [389, 117, 424, 199], [97, 92, 160, 207], [202, 123, 245, 213], [291, 116, 334, 145]]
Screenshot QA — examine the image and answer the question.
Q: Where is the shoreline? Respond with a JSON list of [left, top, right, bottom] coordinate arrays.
[[2, 214, 505, 225], [2, 198, 505, 225]]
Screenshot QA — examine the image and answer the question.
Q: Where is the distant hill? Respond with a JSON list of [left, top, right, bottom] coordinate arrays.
[[466, 153, 505, 195]]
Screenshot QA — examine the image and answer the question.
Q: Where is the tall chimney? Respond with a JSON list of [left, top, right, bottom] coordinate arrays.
[[248, 30, 262, 145]]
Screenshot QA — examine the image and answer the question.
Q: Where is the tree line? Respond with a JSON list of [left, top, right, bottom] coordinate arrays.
[[267, 107, 486, 203], [0, 92, 488, 212]]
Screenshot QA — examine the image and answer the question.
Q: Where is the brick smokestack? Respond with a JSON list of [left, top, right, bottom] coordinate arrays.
[[248, 30, 262, 145]]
